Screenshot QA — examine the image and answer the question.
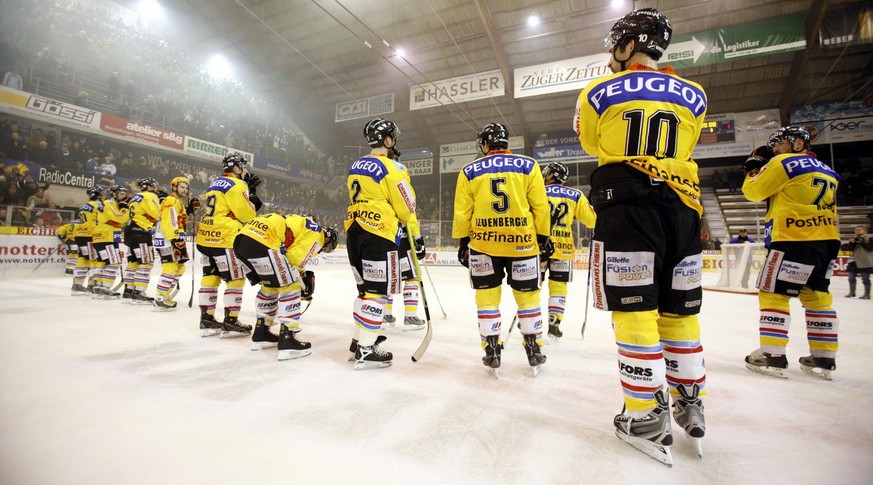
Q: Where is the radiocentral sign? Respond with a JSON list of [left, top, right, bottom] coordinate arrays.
[[513, 54, 611, 99], [100, 114, 184, 150], [410, 70, 504, 111], [0, 85, 101, 130], [36, 166, 97, 188]]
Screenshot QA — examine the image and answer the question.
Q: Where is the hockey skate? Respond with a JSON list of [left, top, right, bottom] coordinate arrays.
[[799, 355, 836, 381], [403, 315, 426, 332], [383, 313, 396, 327], [251, 318, 280, 351], [348, 335, 387, 361], [153, 295, 177, 311], [547, 315, 563, 343], [354, 336, 393, 370], [672, 384, 705, 458], [199, 310, 222, 338], [131, 291, 154, 306], [523, 334, 547, 377], [71, 283, 89, 296], [482, 335, 502, 379], [277, 324, 312, 361], [121, 287, 136, 304], [614, 390, 673, 467], [98, 287, 121, 300], [219, 310, 252, 338], [744, 349, 788, 378]]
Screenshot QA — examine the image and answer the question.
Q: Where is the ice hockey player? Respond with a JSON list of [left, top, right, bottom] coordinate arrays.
[[382, 150, 426, 332], [234, 213, 338, 360], [123, 178, 161, 305], [575, 8, 708, 464], [742, 127, 841, 381], [345, 118, 418, 369], [71, 186, 104, 295], [56, 219, 79, 275], [196, 153, 261, 337], [90, 185, 130, 299], [452, 122, 552, 379], [153, 176, 193, 311], [541, 161, 596, 341]]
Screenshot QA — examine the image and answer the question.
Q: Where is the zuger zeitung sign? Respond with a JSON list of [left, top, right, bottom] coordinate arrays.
[[410, 70, 504, 111], [513, 54, 611, 99]]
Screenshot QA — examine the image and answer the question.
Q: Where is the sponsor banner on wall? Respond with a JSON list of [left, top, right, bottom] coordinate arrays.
[[0, 234, 65, 275], [184, 136, 254, 166], [254, 156, 331, 183], [335, 93, 395, 122], [695, 109, 780, 151], [692, 142, 755, 160], [100, 114, 184, 150], [0, 85, 101, 131], [438, 136, 524, 174], [733, 109, 781, 142], [532, 129, 596, 163], [663, 14, 806, 69], [514, 54, 611, 99], [819, 116, 873, 144], [35, 166, 98, 188], [410, 70, 504, 111], [403, 157, 433, 176], [791, 99, 873, 123], [819, 5, 873, 48]]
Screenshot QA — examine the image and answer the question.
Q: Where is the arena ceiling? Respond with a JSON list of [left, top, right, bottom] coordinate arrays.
[[159, 0, 870, 157]]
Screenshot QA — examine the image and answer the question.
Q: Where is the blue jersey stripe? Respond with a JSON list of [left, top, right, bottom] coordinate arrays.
[[779, 155, 840, 180], [463, 155, 537, 180], [207, 176, 236, 194], [587, 72, 707, 117], [349, 156, 389, 183]]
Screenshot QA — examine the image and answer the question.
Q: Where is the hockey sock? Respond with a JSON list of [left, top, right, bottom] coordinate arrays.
[[73, 260, 89, 285], [403, 282, 419, 316], [476, 286, 502, 342], [124, 263, 138, 288], [614, 310, 666, 417], [277, 285, 303, 325], [135, 264, 153, 293], [547, 279, 567, 323], [199, 275, 222, 315], [354, 292, 387, 346], [224, 279, 245, 318], [256, 286, 280, 324], [513, 288, 543, 338], [799, 287, 839, 358], [658, 313, 706, 399], [758, 291, 791, 355], [385, 294, 394, 315]]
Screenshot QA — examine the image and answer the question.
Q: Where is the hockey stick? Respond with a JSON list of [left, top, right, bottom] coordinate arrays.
[[300, 299, 313, 316], [188, 208, 199, 308], [504, 314, 518, 346], [581, 235, 594, 339], [422, 265, 447, 319], [408, 231, 432, 363]]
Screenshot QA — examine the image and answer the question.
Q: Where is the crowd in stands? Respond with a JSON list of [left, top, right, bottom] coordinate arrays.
[[0, 0, 344, 178]]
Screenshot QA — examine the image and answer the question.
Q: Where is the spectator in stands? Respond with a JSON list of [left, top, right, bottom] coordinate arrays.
[[729, 228, 755, 244], [142, 94, 157, 122], [26, 187, 50, 209], [122, 79, 136, 102], [844, 225, 872, 299], [711, 169, 725, 189], [727, 168, 743, 193], [99, 156, 117, 176], [74, 90, 89, 108], [54, 143, 71, 167], [2, 67, 23, 90], [29, 140, 52, 165], [108, 72, 120, 101], [4, 131, 27, 160], [712, 237, 722, 251], [86, 155, 100, 173], [729, 228, 756, 289]]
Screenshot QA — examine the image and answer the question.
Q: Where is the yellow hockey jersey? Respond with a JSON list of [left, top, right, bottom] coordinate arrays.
[[56, 222, 76, 242], [742, 152, 840, 245], [546, 184, 597, 260], [196, 176, 257, 248], [158, 194, 187, 242], [73, 200, 101, 238], [344, 154, 416, 245], [452, 150, 550, 257], [128, 191, 161, 231], [239, 213, 327, 268], [93, 199, 130, 244], [575, 64, 707, 215]]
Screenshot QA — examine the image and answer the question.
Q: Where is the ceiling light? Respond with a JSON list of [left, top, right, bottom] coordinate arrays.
[[610, 0, 624, 9], [395, 48, 406, 58], [207, 54, 232, 79], [527, 16, 540, 27]]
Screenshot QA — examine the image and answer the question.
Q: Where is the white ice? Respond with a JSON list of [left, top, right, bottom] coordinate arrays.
[[1, 265, 872, 485]]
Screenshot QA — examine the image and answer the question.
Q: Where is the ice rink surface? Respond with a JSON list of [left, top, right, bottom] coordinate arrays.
[[1, 265, 872, 485]]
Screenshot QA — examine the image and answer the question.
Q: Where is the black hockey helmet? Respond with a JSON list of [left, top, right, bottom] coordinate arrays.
[[138, 177, 157, 190], [767, 126, 810, 151], [478, 122, 509, 152], [605, 8, 672, 61], [222, 153, 248, 173], [321, 226, 338, 253], [86, 186, 104, 200], [109, 184, 128, 197], [363, 118, 400, 148], [543, 162, 569, 184]]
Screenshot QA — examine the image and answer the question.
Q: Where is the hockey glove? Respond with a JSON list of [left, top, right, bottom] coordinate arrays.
[[414, 236, 426, 260], [171, 238, 189, 261], [156, 188, 169, 202], [249, 193, 263, 212], [244, 173, 262, 194], [117, 201, 129, 210], [537, 235, 554, 261], [743, 145, 773, 174], [301, 270, 315, 301], [186, 197, 201, 215], [458, 237, 470, 268]]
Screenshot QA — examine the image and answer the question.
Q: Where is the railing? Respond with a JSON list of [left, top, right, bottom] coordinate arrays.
[[0, 205, 77, 228]]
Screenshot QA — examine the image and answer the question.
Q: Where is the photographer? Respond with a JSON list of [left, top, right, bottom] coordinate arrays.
[[845, 225, 873, 299]]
